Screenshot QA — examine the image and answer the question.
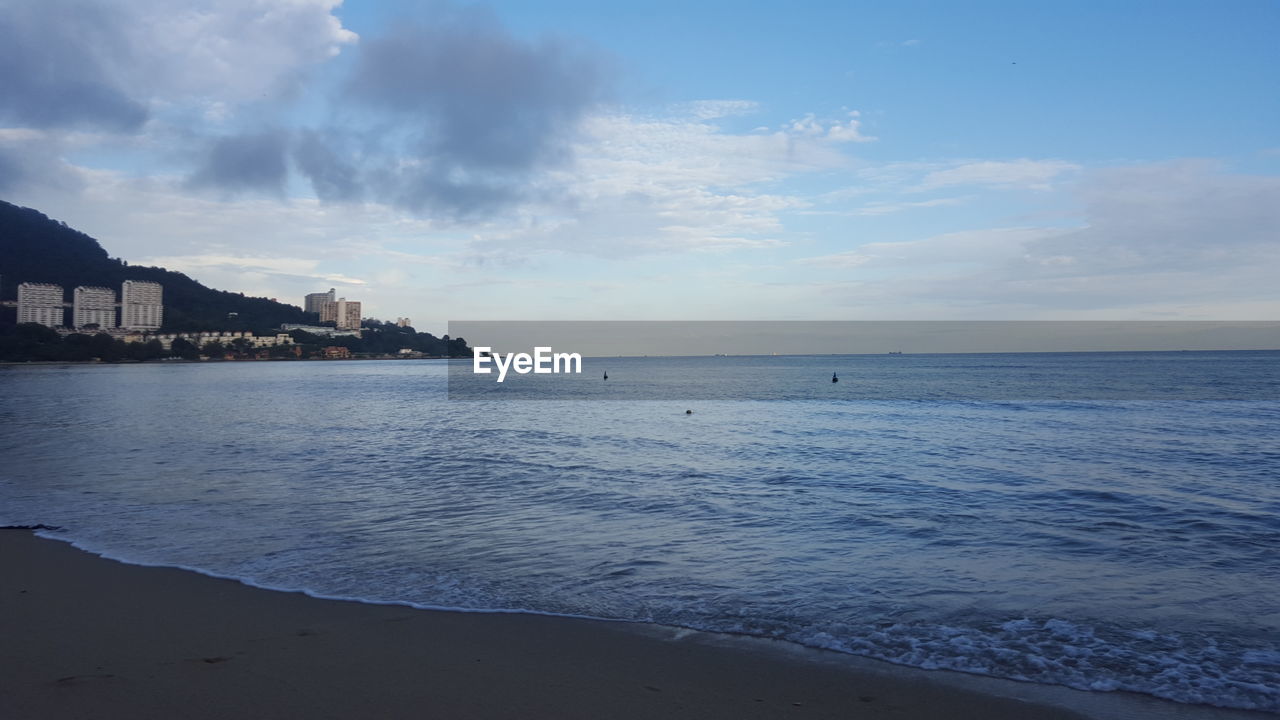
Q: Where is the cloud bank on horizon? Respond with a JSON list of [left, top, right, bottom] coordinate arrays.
[[0, 0, 1276, 329]]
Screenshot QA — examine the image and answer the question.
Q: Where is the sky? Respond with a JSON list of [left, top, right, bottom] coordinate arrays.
[[1, 0, 1277, 334]]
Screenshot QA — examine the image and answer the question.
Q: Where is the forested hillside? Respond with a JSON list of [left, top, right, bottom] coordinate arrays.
[[0, 200, 310, 332]]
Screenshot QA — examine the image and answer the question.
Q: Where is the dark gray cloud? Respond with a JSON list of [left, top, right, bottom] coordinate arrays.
[[293, 130, 363, 203], [0, 146, 22, 193], [0, 138, 86, 194], [340, 5, 610, 217], [187, 130, 290, 195], [0, 1, 148, 132], [2, 0, 606, 218]]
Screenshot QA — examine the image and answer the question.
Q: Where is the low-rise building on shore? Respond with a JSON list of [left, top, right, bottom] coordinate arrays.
[[149, 331, 294, 351], [280, 323, 361, 338]]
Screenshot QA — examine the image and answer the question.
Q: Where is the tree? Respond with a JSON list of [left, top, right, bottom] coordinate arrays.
[[170, 337, 200, 360], [90, 333, 121, 361], [14, 322, 60, 344], [125, 339, 164, 361], [288, 329, 325, 344], [267, 344, 296, 359], [61, 333, 96, 361]]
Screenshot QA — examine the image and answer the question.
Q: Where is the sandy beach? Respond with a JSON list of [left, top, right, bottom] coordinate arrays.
[[0, 530, 1111, 720]]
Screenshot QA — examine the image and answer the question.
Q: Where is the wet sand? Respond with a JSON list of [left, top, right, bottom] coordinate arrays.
[[0, 530, 1132, 719]]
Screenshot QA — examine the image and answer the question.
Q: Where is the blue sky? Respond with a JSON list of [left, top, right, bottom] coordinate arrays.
[[1, 0, 1276, 332]]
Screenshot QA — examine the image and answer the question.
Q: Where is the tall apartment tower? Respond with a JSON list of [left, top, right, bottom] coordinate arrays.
[[305, 288, 336, 314], [319, 299, 337, 324], [17, 283, 65, 327], [73, 286, 117, 328], [121, 280, 163, 330], [317, 295, 360, 329], [335, 298, 361, 330]]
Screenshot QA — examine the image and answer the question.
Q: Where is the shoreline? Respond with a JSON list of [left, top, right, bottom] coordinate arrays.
[[0, 355, 462, 366], [4, 348, 1280, 367], [4, 530, 1270, 720]]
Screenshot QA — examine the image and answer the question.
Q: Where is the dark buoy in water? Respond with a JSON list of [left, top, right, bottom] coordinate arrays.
[[603, 371, 608, 380], [686, 409, 693, 414], [832, 372, 839, 383]]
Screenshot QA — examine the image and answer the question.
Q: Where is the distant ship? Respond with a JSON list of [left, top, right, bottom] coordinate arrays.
[[888, 351, 903, 355]]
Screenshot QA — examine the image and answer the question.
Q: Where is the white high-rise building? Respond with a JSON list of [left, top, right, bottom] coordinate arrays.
[[121, 280, 163, 330], [73, 286, 117, 328], [335, 298, 361, 330], [305, 288, 336, 314], [318, 295, 361, 329], [17, 283, 65, 327], [319, 299, 337, 324]]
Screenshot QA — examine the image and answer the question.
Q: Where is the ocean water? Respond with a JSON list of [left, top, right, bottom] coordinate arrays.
[[1, 352, 1278, 712]]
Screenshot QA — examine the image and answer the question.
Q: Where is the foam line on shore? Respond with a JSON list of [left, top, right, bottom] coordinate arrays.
[[12, 520, 1280, 717], [6, 527, 1273, 720], [1, 528, 1098, 720]]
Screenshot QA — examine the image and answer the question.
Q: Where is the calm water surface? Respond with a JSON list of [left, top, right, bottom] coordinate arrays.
[[1, 353, 1277, 711]]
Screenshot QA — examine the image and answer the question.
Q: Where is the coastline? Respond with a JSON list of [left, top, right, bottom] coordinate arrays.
[[3, 530, 1074, 720], [4, 531, 1269, 720], [0, 356, 461, 366]]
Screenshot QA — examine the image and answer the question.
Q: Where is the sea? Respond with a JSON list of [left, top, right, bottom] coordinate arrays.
[[1, 352, 1277, 713]]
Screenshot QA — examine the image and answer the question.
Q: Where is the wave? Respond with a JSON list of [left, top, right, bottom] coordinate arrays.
[[26, 526, 1280, 714]]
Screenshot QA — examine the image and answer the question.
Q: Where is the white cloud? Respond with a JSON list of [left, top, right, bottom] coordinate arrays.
[[805, 197, 965, 217], [788, 161, 1280, 318], [919, 159, 1079, 191], [122, 0, 356, 104], [798, 227, 1060, 270], [140, 253, 366, 287], [1017, 160, 1280, 276], [575, 109, 853, 189], [680, 100, 761, 120], [465, 105, 867, 256], [789, 111, 876, 143], [795, 252, 871, 268], [817, 159, 1075, 202], [2, 0, 355, 126]]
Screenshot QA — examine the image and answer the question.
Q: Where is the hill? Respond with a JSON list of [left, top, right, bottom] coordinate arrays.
[[0, 199, 310, 332]]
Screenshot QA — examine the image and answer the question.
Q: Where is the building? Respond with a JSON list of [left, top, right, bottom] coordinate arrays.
[[305, 288, 336, 314], [73, 286, 117, 328], [318, 299, 337, 324], [336, 298, 361, 330], [121, 280, 163, 330], [17, 283, 65, 327], [323, 346, 352, 359], [318, 297, 361, 330], [149, 331, 294, 352], [396, 317, 411, 328], [279, 324, 361, 338]]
